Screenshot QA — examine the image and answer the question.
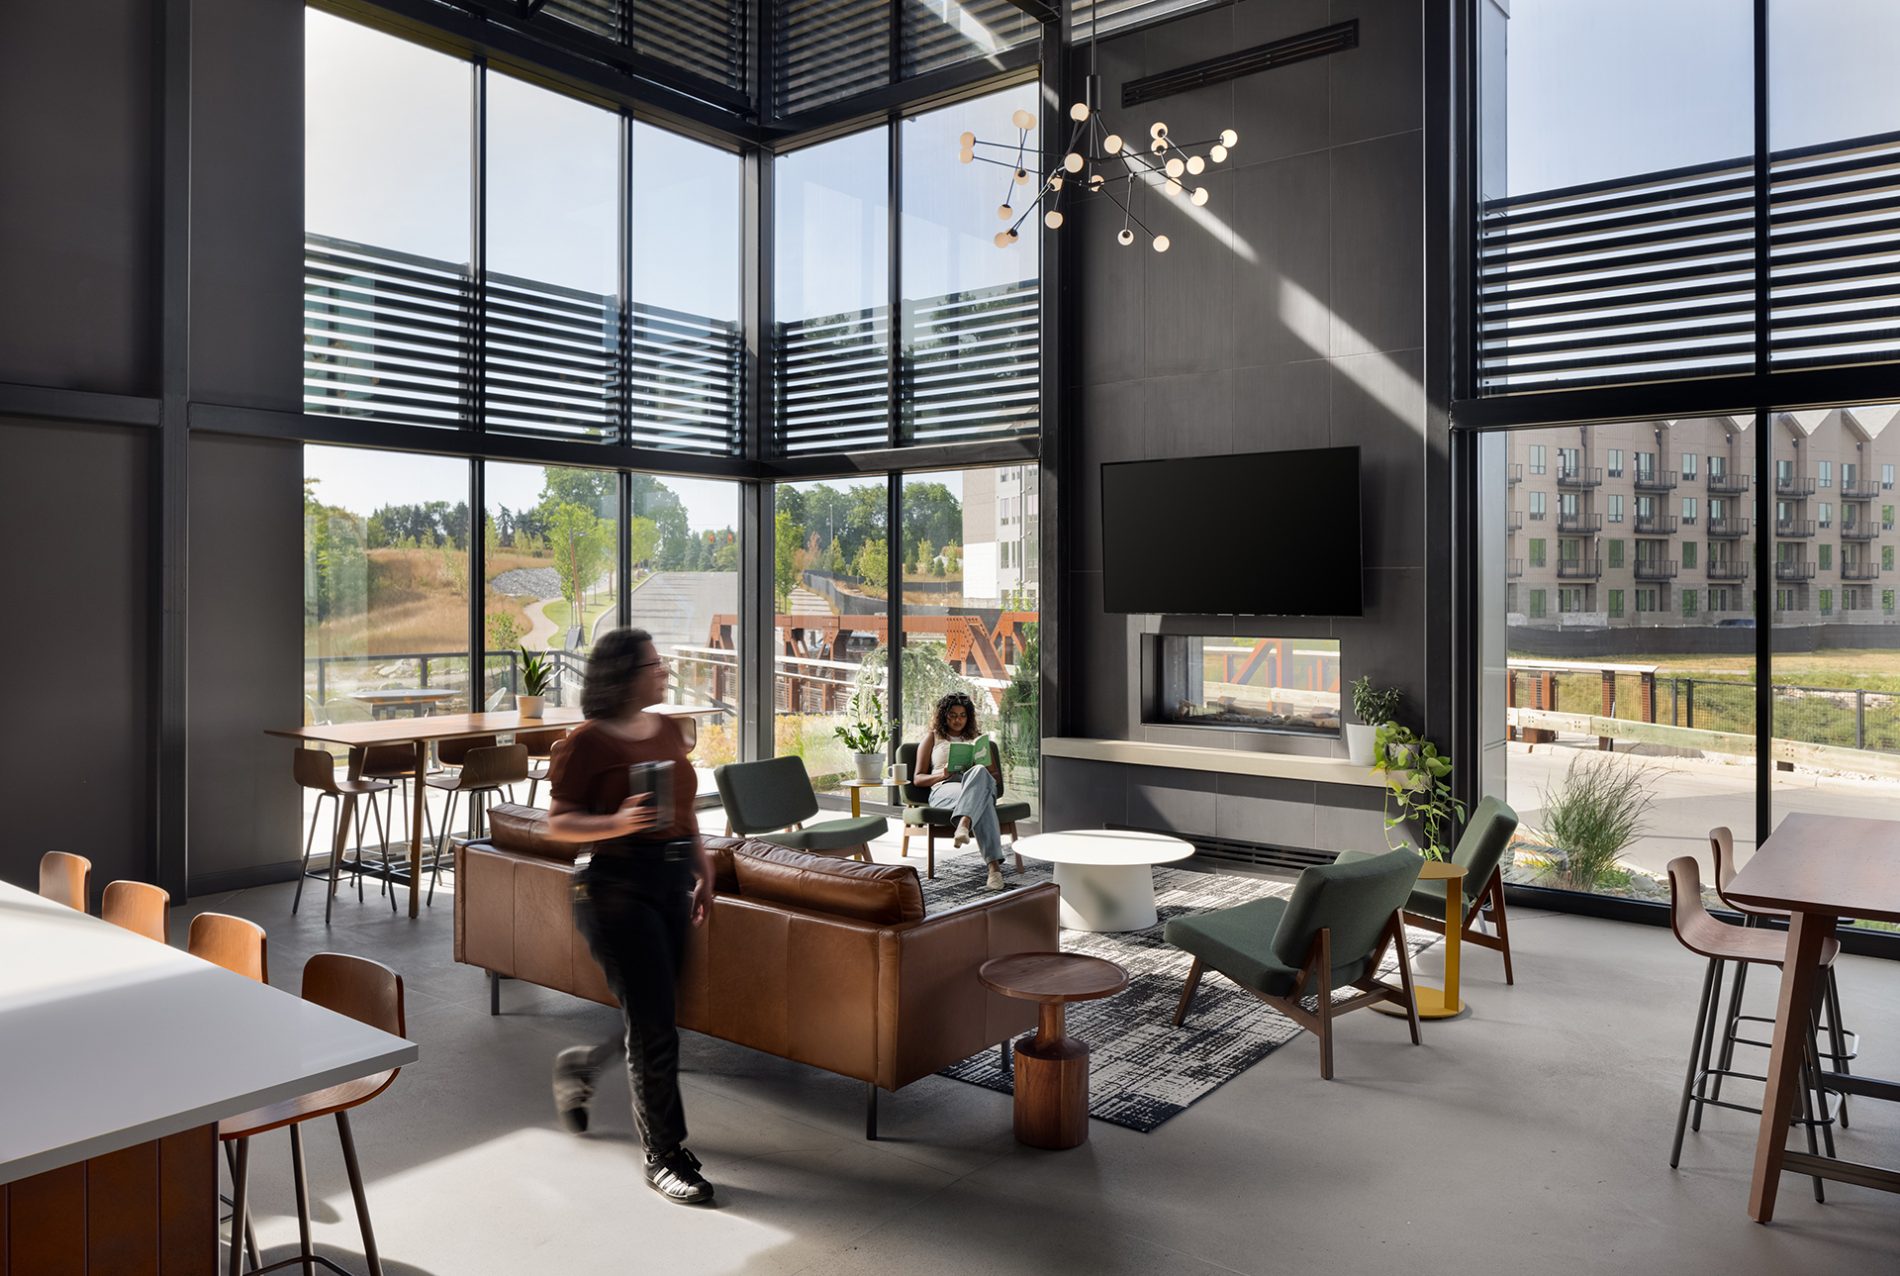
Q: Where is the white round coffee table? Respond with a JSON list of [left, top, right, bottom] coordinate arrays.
[[1012, 830, 1196, 932]]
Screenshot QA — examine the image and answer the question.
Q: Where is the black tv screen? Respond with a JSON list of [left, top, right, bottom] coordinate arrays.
[[1101, 447, 1363, 616]]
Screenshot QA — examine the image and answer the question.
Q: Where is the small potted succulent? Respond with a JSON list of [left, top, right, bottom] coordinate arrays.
[[1347, 676, 1402, 767], [835, 686, 889, 783], [518, 647, 554, 719]]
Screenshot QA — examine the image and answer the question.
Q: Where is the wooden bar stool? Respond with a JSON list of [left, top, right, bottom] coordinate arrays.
[[359, 743, 435, 899], [291, 748, 396, 923], [101, 880, 171, 942], [519, 727, 569, 808], [38, 851, 92, 912], [1665, 855, 1839, 1201], [222, 954, 405, 1276], [189, 912, 269, 1271], [425, 743, 527, 905], [1707, 826, 1858, 1123]]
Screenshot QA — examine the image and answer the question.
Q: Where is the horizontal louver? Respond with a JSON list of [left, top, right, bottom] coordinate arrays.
[[774, 0, 891, 117], [306, 233, 743, 454], [539, 1, 747, 96], [900, 0, 1039, 79], [305, 235, 472, 429], [774, 305, 892, 452], [1068, 0, 1223, 40], [902, 280, 1039, 444], [1476, 127, 1900, 395], [542, 0, 620, 42]]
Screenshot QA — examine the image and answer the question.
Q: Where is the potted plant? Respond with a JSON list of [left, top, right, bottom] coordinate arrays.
[[1535, 755, 1652, 892], [1347, 676, 1402, 766], [835, 686, 889, 783], [1374, 724, 1463, 860], [518, 647, 554, 719]]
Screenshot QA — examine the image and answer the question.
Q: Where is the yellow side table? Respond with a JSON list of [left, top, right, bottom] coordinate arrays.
[[839, 780, 888, 819], [1373, 859, 1468, 1021]]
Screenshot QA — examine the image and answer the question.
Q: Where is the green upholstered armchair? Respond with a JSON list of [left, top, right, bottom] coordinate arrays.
[[712, 756, 888, 860], [894, 741, 1031, 879], [1337, 794, 1522, 984], [1164, 850, 1423, 1079]]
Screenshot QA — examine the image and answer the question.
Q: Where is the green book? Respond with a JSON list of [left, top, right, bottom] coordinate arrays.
[[946, 734, 992, 774]]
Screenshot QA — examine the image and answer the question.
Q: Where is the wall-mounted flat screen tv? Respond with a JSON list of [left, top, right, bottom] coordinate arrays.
[[1101, 446, 1363, 616]]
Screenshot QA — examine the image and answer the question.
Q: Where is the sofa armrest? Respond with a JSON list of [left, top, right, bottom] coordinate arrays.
[[875, 882, 1060, 1090]]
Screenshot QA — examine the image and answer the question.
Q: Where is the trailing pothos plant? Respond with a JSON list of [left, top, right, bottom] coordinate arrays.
[[1372, 722, 1465, 861]]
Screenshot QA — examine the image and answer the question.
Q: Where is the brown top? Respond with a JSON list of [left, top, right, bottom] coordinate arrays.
[[268, 708, 585, 748], [547, 716, 699, 841], [1726, 812, 1900, 924], [979, 952, 1129, 1004]]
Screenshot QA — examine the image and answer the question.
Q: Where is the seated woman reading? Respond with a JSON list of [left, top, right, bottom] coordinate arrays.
[[914, 692, 1010, 891]]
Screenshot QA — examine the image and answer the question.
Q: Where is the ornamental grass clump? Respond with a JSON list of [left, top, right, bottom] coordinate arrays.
[[1538, 754, 1653, 892]]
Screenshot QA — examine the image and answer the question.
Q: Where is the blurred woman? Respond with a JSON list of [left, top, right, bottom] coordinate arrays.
[[912, 691, 1010, 890]]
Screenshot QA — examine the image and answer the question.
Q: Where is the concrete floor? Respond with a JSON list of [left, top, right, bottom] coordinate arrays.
[[179, 842, 1899, 1276]]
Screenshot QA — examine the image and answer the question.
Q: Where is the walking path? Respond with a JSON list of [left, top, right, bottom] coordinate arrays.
[[521, 598, 558, 649]]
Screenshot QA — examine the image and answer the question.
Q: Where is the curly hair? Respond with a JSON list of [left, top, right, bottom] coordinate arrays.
[[931, 691, 979, 739], [581, 627, 656, 720]]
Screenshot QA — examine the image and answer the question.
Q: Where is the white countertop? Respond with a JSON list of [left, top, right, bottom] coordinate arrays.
[[0, 881, 417, 1184], [1042, 737, 1395, 788]]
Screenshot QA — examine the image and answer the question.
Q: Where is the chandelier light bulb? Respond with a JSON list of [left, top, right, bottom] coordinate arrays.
[[1221, 128, 1239, 148], [1011, 109, 1035, 131], [994, 230, 1013, 248], [1210, 144, 1229, 163], [1063, 151, 1085, 173], [959, 131, 975, 148], [1165, 157, 1185, 178], [1151, 138, 1168, 156], [959, 148, 974, 164], [1150, 121, 1169, 140], [1104, 134, 1123, 155], [1045, 209, 1065, 229], [1049, 174, 1064, 191], [1165, 179, 1183, 198], [1191, 186, 1209, 206], [1153, 234, 1171, 253], [997, 203, 1013, 221], [1070, 102, 1091, 122], [1117, 228, 1135, 246], [1087, 173, 1105, 191], [1186, 155, 1206, 175], [1014, 167, 1030, 185]]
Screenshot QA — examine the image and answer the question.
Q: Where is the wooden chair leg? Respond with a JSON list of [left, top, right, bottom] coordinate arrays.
[[1390, 915, 1422, 1045], [899, 824, 910, 858], [1489, 879, 1516, 985], [1173, 958, 1204, 1026], [1314, 929, 1335, 1080], [926, 827, 936, 879]]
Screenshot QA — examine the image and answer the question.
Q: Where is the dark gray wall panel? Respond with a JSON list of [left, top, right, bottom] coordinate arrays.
[[189, 0, 304, 411], [0, 1, 159, 395], [187, 433, 303, 886], [0, 418, 153, 893]]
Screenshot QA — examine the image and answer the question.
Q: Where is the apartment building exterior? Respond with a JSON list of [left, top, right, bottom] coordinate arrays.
[[1506, 408, 1900, 628], [959, 464, 1039, 608]]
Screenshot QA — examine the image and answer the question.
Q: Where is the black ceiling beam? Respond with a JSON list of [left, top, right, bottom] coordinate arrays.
[[1122, 19, 1358, 108]]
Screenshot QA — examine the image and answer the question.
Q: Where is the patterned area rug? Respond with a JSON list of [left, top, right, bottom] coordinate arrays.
[[921, 850, 1438, 1133]]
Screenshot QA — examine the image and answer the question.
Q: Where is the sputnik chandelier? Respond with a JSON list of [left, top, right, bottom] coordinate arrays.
[[957, 5, 1238, 254]]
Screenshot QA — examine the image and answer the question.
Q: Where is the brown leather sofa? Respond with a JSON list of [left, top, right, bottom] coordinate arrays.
[[453, 805, 1059, 1136]]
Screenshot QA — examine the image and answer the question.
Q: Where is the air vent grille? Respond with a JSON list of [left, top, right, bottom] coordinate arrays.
[[1121, 20, 1358, 108]]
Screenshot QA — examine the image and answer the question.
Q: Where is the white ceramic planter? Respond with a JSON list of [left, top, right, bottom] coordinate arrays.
[[1345, 723, 1377, 766], [852, 751, 884, 783], [518, 695, 546, 719]]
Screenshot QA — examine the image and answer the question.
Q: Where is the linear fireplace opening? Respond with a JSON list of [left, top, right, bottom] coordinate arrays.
[[1141, 635, 1342, 737]]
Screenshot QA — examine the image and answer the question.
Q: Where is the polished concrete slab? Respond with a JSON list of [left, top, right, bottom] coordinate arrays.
[[177, 845, 1899, 1275]]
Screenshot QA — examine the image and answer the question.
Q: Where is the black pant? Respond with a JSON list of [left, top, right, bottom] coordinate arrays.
[[572, 852, 692, 1154]]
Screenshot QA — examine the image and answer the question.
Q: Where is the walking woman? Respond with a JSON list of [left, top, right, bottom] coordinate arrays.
[[544, 628, 716, 1204], [912, 691, 1011, 890]]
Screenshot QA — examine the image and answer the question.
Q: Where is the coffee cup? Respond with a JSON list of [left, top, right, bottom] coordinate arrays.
[[884, 761, 909, 785]]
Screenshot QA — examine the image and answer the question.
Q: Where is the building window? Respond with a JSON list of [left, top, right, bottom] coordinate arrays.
[[1682, 452, 1698, 479], [1820, 460, 1833, 488], [1819, 501, 1832, 528], [1635, 450, 1657, 481], [1529, 589, 1547, 619], [1886, 504, 1895, 530], [1608, 589, 1624, 618], [1529, 444, 1547, 475], [1609, 493, 1624, 523], [1682, 589, 1698, 617], [1885, 464, 1895, 490], [1819, 543, 1833, 571], [1886, 545, 1896, 571], [1710, 455, 1727, 479], [1607, 538, 1624, 568], [1845, 462, 1860, 489], [1608, 448, 1624, 477], [1529, 538, 1546, 568], [1681, 496, 1698, 525], [1886, 589, 1896, 614], [1530, 491, 1547, 519], [1635, 588, 1658, 613], [1821, 588, 1833, 615], [1683, 542, 1698, 569], [1559, 587, 1586, 613]]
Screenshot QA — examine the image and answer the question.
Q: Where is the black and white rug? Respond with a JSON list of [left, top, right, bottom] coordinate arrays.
[[920, 851, 1438, 1134]]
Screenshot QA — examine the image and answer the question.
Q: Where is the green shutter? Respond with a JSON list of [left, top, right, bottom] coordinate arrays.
[[1683, 542, 1697, 569], [1608, 589, 1624, 618], [1607, 539, 1623, 568]]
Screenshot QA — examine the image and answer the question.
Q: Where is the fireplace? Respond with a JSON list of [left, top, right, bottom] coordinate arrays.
[[1140, 635, 1342, 737]]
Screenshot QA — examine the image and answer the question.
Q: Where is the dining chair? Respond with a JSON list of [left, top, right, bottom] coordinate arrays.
[[291, 748, 396, 923], [187, 912, 268, 1271], [1706, 826, 1857, 1123], [1665, 854, 1839, 1201], [101, 880, 171, 943], [894, 741, 1028, 878], [519, 727, 570, 808], [425, 743, 529, 904], [221, 954, 405, 1276], [38, 851, 92, 912]]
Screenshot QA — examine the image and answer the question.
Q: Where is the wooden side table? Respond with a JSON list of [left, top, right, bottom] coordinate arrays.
[[1372, 859, 1468, 1020], [840, 779, 889, 818], [979, 952, 1128, 1149]]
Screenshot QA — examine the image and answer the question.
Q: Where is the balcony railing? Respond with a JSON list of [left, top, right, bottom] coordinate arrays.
[[1528, 508, 1548, 521], [1842, 561, 1882, 581], [1556, 465, 1603, 488], [1557, 557, 1602, 579], [1507, 557, 1524, 579], [1707, 516, 1751, 538], [1557, 511, 1603, 533], [1776, 471, 1816, 496], [1634, 512, 1679, 535], [1707, 471, 1751, 494], [1506, 510, 1524, 531], [1776, 559, 1817, 581], [1708, 559, 1749, 580], [1843, 479, 1880, 499], [1633, 466, 1678, 492], [1634, 558, 1680, 580], [1842, 522, 1879, 541], [1776, 518, 1817, 538], [1508, 463, 1523, 486]]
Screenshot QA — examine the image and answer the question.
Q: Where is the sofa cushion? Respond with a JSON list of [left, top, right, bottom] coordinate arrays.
[[486, 804, 585, 863], [701, 834, 749, 893], [731, 844, 926, 925]]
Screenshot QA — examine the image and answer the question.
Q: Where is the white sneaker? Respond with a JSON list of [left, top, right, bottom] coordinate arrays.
[[954, 818, 973, 848], [985, 863, 1005, 891]]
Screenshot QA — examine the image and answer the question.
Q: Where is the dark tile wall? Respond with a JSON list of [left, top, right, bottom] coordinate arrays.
[[1053, 0, 1443, 855]]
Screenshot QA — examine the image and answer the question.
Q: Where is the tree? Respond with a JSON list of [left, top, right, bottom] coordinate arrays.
[[913, 537, 935, 575], [541, 468, 615, 511], [548, 502, 612, 627], [773, 509, 799, 609], [859, 642, 981, 735], [823, 536, 847, 575], [713, 529, 739, 572], [855, 536, 888, 588], [628, 514, 660, 569], [902, 481, 961, 555]]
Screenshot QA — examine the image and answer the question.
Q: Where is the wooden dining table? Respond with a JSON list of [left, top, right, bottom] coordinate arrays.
[[1725, 812, 1900, 1222], [268, 708, 584, 917]]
